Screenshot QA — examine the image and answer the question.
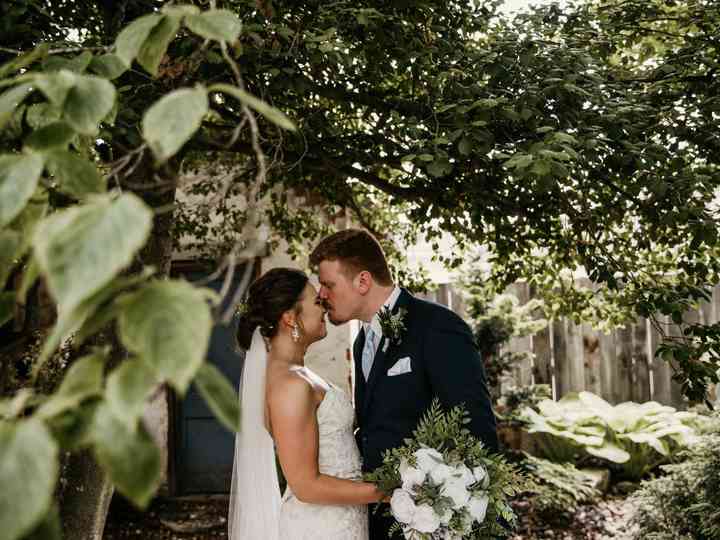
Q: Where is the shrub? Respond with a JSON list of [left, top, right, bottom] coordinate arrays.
[[519, 391, 701, 479], [631, 417, 720, 540], [520, 454, 599, 518]]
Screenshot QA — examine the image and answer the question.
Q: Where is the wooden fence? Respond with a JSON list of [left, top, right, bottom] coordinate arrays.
[[500, 281, 720, 409]]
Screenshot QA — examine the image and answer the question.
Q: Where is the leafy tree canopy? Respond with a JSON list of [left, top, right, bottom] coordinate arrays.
[[1, 5, 720, 536]]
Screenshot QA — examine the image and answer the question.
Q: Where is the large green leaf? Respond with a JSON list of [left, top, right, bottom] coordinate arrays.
[[0, 83, 34, 129], [24, 121, 76, 151], [25, 103, 62, 130], [33, 193, 152, 315], [0, 419, 58, 540], [185, 9, 242, 42], [210, 83, 296, 131], [34, 70, 76, 108], [578, 391, 615, 420], [161, 4, 200, 17], [0, 153, 45, 227], [63, 75, 116, 135], [137, 14, 182, 77], [88, 53, 128, 80], [620, 432, 670, 456], [118, 280, 213, 393], [22, 503, 61, 540], [34, 268, 157, 376], [44, 149, 106, 199], [35, 352, 105, 420], [73, 267, 156, 344], [106, 358, 158, 429], [142, 87, 208, 163], [194, 363, 241, 432], [115, 13, 163, 67], [585, 441, 630, 463], [91, 403, 161, 508], [46, 400, 100, 451]]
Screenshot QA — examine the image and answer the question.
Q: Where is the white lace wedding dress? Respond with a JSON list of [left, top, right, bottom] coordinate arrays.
[[279, 366, 369, 540]]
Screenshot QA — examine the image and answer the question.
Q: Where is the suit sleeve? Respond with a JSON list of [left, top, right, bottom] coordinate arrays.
[[422, 310, 499, 451]]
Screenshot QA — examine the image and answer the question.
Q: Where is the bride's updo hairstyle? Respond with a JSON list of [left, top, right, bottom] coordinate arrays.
[[236, 268, 309, 350]]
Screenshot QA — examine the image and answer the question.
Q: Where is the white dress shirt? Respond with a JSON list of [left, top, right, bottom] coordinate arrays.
[[362, 286, 402, 355]]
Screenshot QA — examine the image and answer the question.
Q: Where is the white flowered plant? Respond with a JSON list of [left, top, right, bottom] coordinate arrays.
[[365, 400, 526, 539]]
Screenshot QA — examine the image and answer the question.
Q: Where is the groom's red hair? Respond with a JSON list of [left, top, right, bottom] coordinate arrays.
[[310, 229, 393, 286]]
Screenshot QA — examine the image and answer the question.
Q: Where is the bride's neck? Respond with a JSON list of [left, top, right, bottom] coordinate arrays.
[[267, 335, 307, 367]]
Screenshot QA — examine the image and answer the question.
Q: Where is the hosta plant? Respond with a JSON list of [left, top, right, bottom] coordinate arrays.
[[519, 391, 701, 479]]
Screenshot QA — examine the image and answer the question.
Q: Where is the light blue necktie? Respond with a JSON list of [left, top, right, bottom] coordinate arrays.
[[361, 327, 377, 380]]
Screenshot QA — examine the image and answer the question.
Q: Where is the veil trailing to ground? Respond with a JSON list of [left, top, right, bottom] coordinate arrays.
[[228, 328, 280, 540]]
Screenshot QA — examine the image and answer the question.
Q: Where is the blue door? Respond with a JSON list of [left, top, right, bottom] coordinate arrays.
[[171, 262, 254, 494]]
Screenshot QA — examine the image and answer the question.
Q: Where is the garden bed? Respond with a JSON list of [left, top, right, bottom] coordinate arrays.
[[103, 493, 637, 539]]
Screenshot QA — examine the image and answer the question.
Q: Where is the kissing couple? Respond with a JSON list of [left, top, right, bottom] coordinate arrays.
[[228, 229, 498, 539]]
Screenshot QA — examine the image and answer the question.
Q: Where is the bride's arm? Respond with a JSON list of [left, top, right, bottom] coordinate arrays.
[[269, 376, 384, 505]]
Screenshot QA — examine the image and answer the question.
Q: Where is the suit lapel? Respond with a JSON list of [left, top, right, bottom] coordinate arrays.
[[362, 289, 413, 417]]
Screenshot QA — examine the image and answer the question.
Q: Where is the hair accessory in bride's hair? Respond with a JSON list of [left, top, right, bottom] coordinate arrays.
[[236, 298, 250, 317]]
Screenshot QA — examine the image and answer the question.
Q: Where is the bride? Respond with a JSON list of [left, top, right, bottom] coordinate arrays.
[[228, 268, 383, 539]]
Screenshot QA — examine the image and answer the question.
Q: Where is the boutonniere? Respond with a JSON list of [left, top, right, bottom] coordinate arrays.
[[377, 307, 407, 350]]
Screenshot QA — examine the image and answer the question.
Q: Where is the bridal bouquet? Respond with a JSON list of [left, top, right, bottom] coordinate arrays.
[[365, 400, 525, 539]]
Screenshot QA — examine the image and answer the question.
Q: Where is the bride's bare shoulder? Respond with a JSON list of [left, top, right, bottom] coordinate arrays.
[[267, 369, 318, 411]]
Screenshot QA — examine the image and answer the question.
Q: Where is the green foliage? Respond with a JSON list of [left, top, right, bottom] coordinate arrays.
[[117, 280, 215, 394], [0, 5, 296, 535], [210, 83, 296, 131], [0, 419, 58, 540], [0, 153, 44, 227], [90, 402, 162, 508], [463, 284, 548, 390], [193, 362, 241, 433], [1, 0, 720, 533], [631, 416, 720, 540], [520, 454, 599, 517], [105, 359, 158, 430], [520, 391, 702, 479], [184, 9, 242, 43], [496, 384, 552, 422], [34, 351, 105, 420], [142, 87, 209, 163]]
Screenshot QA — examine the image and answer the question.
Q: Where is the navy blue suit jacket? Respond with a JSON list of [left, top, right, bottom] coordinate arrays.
[[353, 288, 498, 473]]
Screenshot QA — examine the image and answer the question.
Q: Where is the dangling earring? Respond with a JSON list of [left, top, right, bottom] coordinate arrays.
[[291, 324, 300, 343]]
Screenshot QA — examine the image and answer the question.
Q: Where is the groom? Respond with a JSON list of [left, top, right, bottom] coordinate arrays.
[[311, 229, 498, 539]]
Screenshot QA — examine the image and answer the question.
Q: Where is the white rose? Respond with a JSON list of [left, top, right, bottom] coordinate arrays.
[[472, 465, 488, 486], [410, 503, 441, 533], [468, 494, 490, 523], [438, 506, 453, 525], [390, 489, 417, 524], [399, 459, 426, 493], [456, 464, 476, 487], [429, 463, 456, 486], [414, 447, 444, 474], [441, 477, 471, 509]]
